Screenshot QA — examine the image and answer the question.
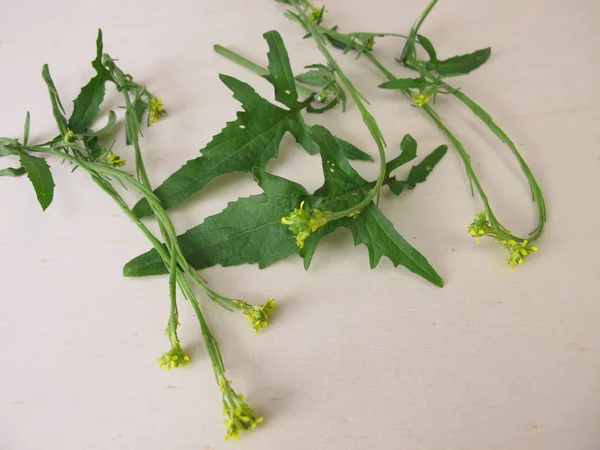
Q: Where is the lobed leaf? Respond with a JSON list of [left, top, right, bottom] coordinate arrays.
[[68, 29, 112, 133], [19, 152, 55, 211], [124, 169, 308, 276], [426, 48, 491, 77]]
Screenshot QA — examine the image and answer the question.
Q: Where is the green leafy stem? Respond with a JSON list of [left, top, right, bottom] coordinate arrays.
[[275, 0, 546, 252], [0, 34, 267, 440]]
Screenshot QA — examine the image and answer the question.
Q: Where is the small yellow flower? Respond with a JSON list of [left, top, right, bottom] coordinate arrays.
[[467, 212, 493, 243], [220, 377, 263, 440], [236, 298, 276, 333], [410, 91, 430, 107], [148, 96, 166, 124], [281, 201, 331, 249], [157, 340, 190, 370], [308, 6, 325, 24], [498, 239, 538, 269], [105, 151, 126, 167]]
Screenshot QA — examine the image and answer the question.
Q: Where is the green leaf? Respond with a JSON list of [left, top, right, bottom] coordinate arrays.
[[304, 126, 443, 286], [388, 144, 448, 196], [68, 29, 112, 133], [132, 75, 370, 217], [0, 166, 26, 177], [334, 135, 373, 162], [426, 48, 491, 77], [262, 30, 298, 109], [41, 64, 68, 135], [406, 145, 448, 187], [386, 134, 417, 177], [379, 77, 428, 90], [124, 169, 309, 277], [19, 152, 55, 210], [126, 127, 442, 286], [417, 34, 437, 61], [131, 75, 309, 217]]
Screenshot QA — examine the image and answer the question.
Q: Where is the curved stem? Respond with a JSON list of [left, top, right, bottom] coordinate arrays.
[[290, 0, 387, 221], [365, 52, 544, 241], [399, 0, 439, 63]]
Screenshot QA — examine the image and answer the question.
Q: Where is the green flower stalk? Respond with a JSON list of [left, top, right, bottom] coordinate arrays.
[[278, 0, 547, 267], [1, 31, 268, 440], [220, 376, 263, 440]]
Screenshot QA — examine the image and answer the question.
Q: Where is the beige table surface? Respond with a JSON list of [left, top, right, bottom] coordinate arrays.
[[1, 1, 599, 449]]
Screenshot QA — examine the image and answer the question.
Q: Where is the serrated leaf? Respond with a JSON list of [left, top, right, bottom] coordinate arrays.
[[0, 166, 26, 177], [379, 77, 429, 91], [417, 34, 437, 61], [68, 29, 112, 133], [426, 48, 491, 77], [124, 169, 308, 277], [125, 128, 441, 285], [388, 144, 448, 196], [132, 75, 370, 217], [262, 31, 298, 109], [386, 134, 417, 177], [132, 75, 310, 217], [19, 153, 55, 210], [304, 126, 443, 286]]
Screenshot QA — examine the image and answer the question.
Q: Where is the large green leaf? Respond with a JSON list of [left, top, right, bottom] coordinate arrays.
[[19, 153, 55, 211], [132, 75, 310, 217], [302, 126, 443, 286], [125, 126, 443, 287], [124, 169, 308, 276], [68, 29, 112, 133], [262, 30, 298, 109], [132, 31, 370, 217]]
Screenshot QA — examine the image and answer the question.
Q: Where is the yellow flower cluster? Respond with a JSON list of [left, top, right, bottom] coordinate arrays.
[[499, 239, 538, 269], [281, 201, 330, 249], [220, 377, 263, 440], [105, 151, 126, 167], [157, 340, 190, 370], [308, 6, 325, 24], [467, 212, 539, 268], [467, 212, 493, 243], [236, 298, 276, 333], [148, 96, 167, 124], [410, 91, 430, 107]]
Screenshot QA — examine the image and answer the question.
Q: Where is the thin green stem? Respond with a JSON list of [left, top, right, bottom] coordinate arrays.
[[399, 0, 439, 63], [214, 44, 314, 99], [290, 0, 387, 221], [363, 53, 543, 242]]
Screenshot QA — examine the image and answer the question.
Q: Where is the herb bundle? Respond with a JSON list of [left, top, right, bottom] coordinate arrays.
[[1, 0, 546, 441]]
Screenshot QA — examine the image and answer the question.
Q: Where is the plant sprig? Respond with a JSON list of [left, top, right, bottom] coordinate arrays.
[[276, 0, 546, 268], [1, 31, 272, 440]]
